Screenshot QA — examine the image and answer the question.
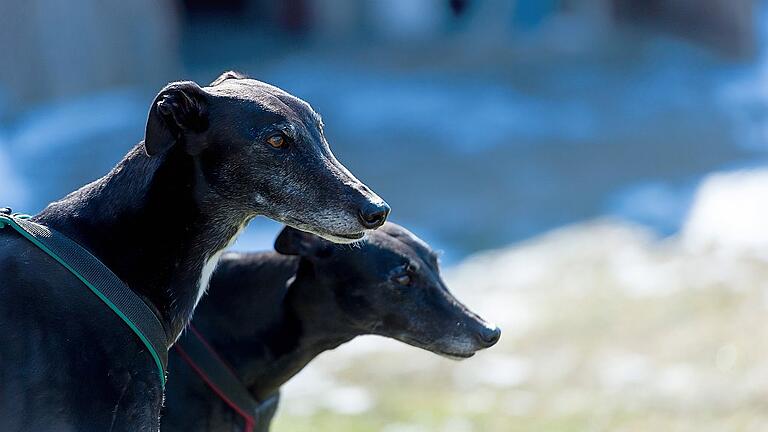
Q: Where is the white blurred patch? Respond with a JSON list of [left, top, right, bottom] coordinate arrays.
[[682, 169, 768, 259], [321, 386, 375, 415], [280, 365, 340, 416], [281, 366, 375, 416], [654, 364, 698, 400], [597, 351, 652, 392], [501, 390, 537, 416], [551, 389, 591, 416], [382, 424, 429, 432], [454, 390, 496, 415], [715, 344, 740, 373], [441, 417, 475, 432], [453, 353, 530, 389]]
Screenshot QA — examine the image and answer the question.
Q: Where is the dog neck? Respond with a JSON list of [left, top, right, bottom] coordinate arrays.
[[193, 255, 356, 401], [34, 143, 250, 341]]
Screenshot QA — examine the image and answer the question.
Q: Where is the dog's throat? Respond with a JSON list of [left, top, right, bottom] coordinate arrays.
[[194, 224, 246, 313]]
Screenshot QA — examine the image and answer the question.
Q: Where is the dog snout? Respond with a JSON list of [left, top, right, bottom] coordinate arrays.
[[475, 324, 501, 348], [358, 201, 390, 229]]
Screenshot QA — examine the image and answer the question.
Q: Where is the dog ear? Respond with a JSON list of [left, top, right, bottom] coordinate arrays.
[[275, 226, 326, 257], [210, 70, 248, 86], [144, 81, 209, 156]]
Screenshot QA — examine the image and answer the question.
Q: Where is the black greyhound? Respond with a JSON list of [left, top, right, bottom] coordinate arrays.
[[162, 223, 500, 432], [0, 71, 388, 431]]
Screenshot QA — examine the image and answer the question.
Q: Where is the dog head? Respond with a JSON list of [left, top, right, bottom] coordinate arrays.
[[143, 71, 389, 243], [276, 223, 501, 359]]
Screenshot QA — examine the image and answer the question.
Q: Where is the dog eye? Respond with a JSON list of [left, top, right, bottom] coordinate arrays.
[[266, 133, 287, 148]]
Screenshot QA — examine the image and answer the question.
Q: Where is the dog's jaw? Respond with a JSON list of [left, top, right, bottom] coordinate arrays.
[[315, 231, 367, 244], [272, 214, 369, 245]]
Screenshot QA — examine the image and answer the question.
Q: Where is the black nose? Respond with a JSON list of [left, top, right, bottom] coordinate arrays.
[[476, 325, 501, 348], [358, 202, 390, 229]]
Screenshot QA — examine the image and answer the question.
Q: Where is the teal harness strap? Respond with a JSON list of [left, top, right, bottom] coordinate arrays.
[[0, 212, 169, 388]]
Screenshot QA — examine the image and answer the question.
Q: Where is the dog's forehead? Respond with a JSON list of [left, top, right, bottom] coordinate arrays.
[[368, 224, 437, 267], [206, 79, 319, 123]]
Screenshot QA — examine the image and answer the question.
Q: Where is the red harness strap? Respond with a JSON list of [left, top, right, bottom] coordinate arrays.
[[174, 326, 256, 432]]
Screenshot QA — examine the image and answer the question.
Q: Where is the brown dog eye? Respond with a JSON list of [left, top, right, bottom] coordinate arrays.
[[394, 274, 411, 285], [267, 133, 286, 148]]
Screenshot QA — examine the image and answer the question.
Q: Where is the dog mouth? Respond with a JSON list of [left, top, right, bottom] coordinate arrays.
[[397, 335, 477, 361], [315, 230, 366, 244], [436, 350, 476, 361], [280, 217, 367, 244], [330, 231, 365, 241]]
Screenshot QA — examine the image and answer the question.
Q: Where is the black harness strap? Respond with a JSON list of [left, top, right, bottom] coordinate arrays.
[[175, 325, 278, 432], [0, 210, 169, 387]]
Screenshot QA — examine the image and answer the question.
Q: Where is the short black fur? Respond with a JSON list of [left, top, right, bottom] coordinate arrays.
[[161, 223, 500, 432], [0, 71, 388, 431]]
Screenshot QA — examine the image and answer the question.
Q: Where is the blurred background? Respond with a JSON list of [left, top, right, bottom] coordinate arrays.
[[2, 0, 768, 430]]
